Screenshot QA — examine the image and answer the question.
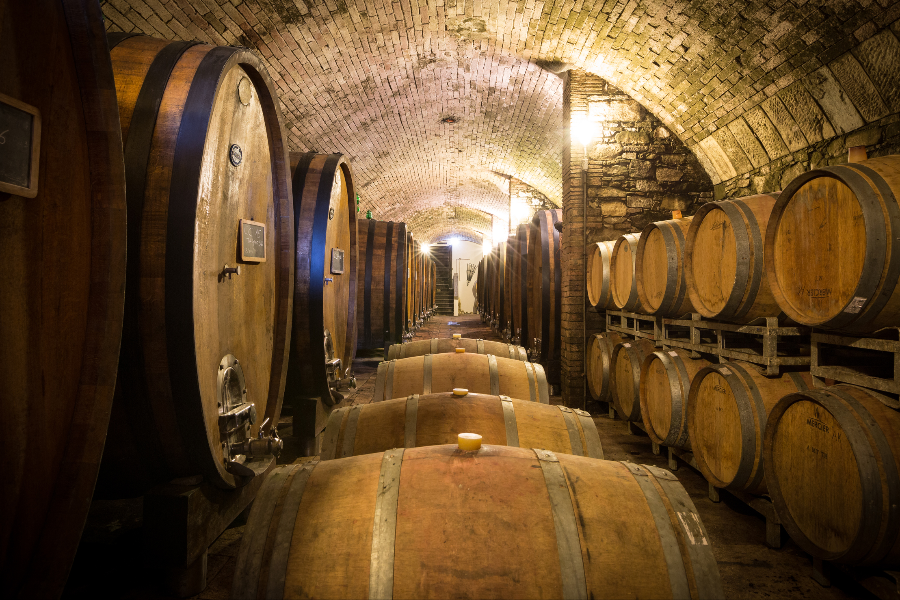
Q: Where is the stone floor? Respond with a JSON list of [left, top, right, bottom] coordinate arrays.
[[66, 315, 883, 599]]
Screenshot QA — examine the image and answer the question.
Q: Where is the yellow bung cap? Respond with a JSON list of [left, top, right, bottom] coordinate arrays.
[[453, 388, 469, 396], [452, 333, 462, 339], [455, 347, 466, 353], [458, 433, 482, 451]]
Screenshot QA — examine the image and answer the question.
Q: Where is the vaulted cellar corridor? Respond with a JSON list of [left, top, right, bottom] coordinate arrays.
[[6, 0, 900, 598]]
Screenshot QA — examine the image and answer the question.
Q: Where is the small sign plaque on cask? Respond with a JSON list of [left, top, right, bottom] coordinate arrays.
[[240, 219, 266, 262], [0, 92, 41, 198]]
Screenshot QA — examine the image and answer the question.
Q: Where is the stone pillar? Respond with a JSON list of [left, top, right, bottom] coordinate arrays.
[[560, 70, 714, 410]]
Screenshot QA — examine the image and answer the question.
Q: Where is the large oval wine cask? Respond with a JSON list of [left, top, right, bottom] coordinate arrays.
[[585, 332, 624, 402], [610, 233, 643, 312], [99, 35, 293, 495], [356, 219, 408, 350], [610, 338, 657, 421], [491, 240, 508, 331], [637, 218, 694, 317], [0, 1, 126, 595], [502, 233, 518, 336], [286, 153, 357, 413], [685, 194, 780, 322], [233, 446, 722, 600], [766, 157, 900, 332], [510, 223, 531, 344], [406, 231, 415, 330], [765, 385, 900, 566], [387, 338, 527, 361], [527, 209, 563, 377], [373, 353, 549, 404], [687, 362, 812, 494], [587, 240, 616, 309], [319, 393, 603, 459], [639, 349, 711, 449]]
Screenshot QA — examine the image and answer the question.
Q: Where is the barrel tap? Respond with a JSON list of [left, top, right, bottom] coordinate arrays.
[[512, 328, 521, 345]]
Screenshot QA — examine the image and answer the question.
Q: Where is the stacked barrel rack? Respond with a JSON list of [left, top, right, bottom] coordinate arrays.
[[587, 150, 900, 586]]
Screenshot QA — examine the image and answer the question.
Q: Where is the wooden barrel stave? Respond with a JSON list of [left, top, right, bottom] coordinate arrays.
[[587, 240, 616, 310], [233, 446, 723, 599], [319, 393, 603, 460], [765, 384, 900, 566], [766, 156, 900, 332], [639, 348, 711, 449], [585, 332, 624, 402], [527, 209, 563, 378], [610, 233, 643, 312], [101, 35, 293, 494], [373, 353, 549, 404], [636, 218, 694, 316], [610, 338, 656, 421], [685, 194, 780, 323], [286, 152, 358, 412], [687, 362, 812, 494], [387, 338, 528, 361], [510, 223, 531, 344], [356, 219, 408, 349], [0, 0, 127, 594]]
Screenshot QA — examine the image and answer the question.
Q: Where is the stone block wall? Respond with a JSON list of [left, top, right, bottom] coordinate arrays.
[[560, 70, 714, 410], [509, 177, 556, 234]]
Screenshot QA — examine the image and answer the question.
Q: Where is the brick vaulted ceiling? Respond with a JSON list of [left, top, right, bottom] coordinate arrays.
[[103, 0, 900, 243]]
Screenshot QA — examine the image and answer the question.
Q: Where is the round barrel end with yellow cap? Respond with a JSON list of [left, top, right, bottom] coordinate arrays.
[[458, 433, 482, 451], [452, 333, 462, 339], [452, 388, 468, 396], [455, 347, 466, 353]]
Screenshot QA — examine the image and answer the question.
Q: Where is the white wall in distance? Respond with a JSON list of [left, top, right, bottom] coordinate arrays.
[[449, 240, 482, 315]]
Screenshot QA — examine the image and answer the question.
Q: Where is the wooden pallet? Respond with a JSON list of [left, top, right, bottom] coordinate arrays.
[[811, 329, 900, 400], [666, 446, 784, 549], [606, 310, 660, 340], [660, 313, 810, 376]]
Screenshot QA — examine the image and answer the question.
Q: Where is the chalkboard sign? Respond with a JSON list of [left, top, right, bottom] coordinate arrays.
[[0, 92, 41, 198], [240, 219, 266, 262]]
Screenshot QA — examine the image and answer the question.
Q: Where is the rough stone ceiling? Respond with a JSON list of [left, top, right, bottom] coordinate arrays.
[[104, 0, 900, 242]]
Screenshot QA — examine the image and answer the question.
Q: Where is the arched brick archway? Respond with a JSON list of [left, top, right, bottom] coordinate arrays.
[[105, 0, 900, 238]]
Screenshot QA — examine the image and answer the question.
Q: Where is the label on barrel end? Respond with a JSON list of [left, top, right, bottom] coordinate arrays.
[[719, 367, 732, 376], [845, 296, 867, 314], [668, 351, 678, 357], [623, 343, 631, 348], [240, 219, 266, 262]]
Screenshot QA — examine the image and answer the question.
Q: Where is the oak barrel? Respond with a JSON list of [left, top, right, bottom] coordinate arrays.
[[587, 240, 616, 309], [502, 233, 518, 336], [765, 385, 900, 566], [510, 223, 531, 344], [636, 218, 694, 316], [610, 233, 644, 312], [685, 194, 780, 322], [610, 338, 657, 421], [355, 219, 408, 349], [406, 231, 415, 330], [527, 209, 563, 376], [233, 446, 723, 599], [639, 349, 711, 449], [99, 35, 293, 494], [319, 393, 603, 459], [387, 338, 527, 361], [585, 332, 624, 402], [0, 0, 126, 595], [286, 153, 357, 412], [491, 240, 508, 330], [765, 156, 900, 332], [687, 362, 812, 494], [373, 353, 549, 404]]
